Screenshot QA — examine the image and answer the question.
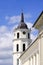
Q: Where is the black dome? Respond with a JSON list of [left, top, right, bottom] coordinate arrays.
[[15, 13, 28, 30], [17, 22, 28, 29]]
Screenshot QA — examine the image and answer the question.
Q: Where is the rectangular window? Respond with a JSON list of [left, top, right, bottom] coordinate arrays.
[[17, 44, 19, 51], [23, 44, 25, 51], [28, 33, 30, 38], [17, 59, 19, 65], [17, 33, 19, 38]]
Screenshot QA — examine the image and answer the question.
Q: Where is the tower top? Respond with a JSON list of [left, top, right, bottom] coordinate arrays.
[[21, 12, 24, 22], [15, 12, 28, 30]]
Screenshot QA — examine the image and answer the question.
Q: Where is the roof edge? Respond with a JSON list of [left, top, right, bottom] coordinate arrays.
[[32, 11, 43, 27]]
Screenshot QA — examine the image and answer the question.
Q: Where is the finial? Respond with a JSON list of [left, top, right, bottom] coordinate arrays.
[[21, 12, 24, 22]]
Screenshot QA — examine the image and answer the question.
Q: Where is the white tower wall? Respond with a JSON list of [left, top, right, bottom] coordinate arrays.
[[13, 13, 32, 65], [13, 29, 31, 65]]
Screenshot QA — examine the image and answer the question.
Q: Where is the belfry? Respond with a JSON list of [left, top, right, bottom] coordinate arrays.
[[13, 13, 32, 65]]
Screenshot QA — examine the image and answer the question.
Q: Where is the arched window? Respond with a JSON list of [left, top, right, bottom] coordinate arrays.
[[17, 59, 19, 65], [17, 44, 19, 51], [17, 33, 19, 38], [28, 33, 30, 39], [23, 44, 25, 51]]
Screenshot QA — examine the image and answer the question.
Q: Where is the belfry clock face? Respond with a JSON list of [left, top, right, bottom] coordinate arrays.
[[23, 31, 26, 34]]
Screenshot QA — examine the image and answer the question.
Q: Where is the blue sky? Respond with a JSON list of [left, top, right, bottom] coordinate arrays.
[[0, 0, 43, 65]]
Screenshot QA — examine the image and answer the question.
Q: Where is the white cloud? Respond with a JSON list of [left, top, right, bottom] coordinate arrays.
[[0, 50, 12, 58], [5, 16, 9, 20], [5, 15, 20, 24], [0, 26, 8, 33], [0, 33, 13, 48], [30, 27, 38, 41], [0, 26, 13, 65], [5, 13, 32, 24], [30, 34, 36, 41], [0, 60, 3, 63], [24, 13, 32, 18], [0, 59, 12, 64], [26, 22, 33, 28], [0, 27, 13, 49]]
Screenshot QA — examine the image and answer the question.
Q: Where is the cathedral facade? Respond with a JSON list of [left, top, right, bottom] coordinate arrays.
[[13, 11, 43, 65]]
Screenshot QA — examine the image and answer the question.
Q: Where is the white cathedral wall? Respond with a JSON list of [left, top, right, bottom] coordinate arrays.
[[22, 53, 39, 65], [19, 36, 40, 65], [23, 60, 29, 65], [19, 30, 43, 65], [20, 49, 39, 65], [39, 31, 43, 65]]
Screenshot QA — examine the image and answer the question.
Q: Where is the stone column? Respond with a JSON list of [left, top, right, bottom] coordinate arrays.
[[37, 53, 39, 65], [32, 56, 34, 65], [28, 59, 29, 65], [30, 57, 32, 65], [40, 34, 43, 65], [33, 55, 36, 65], [29, 58, 31, 65]]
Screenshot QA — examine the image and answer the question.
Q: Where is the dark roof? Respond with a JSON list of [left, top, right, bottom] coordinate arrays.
[[32, 11, 43, 27], [15, 13, 28, 30], [16, 22, 28, 29]]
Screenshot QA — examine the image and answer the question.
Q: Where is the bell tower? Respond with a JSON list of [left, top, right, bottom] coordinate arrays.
[[13, 13, 32, 65]]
